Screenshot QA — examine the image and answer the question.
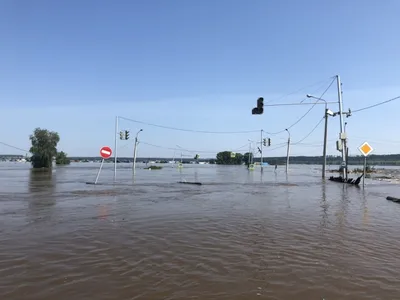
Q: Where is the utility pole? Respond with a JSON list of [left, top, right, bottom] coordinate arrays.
[[114, 116, 118, 183], [336, 75, 347, 179], [344, 122, 349, 181], [322, 108, 328, 178], [132, 129, 143, 177], [285, 129, 290, 173], [260, 129, 263, 172], [248, 141, 252, 167]]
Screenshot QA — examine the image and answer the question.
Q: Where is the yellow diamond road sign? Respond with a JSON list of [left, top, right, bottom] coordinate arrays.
[[358, 142, 373, 157]]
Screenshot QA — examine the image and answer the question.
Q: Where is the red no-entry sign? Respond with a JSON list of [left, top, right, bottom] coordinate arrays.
[[100, 146, 112, 159]]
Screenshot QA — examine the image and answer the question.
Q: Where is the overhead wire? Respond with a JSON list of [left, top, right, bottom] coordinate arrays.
[[266, 77, 336, 135], [0, 141, 29, 153], [292, 117, 325, 145], [118, 77, 337, 136], [264, 76, 336, 105], [265, 116, 325, 152], [139, 141, 250, 155], [118, 116, 260, 134], [352, 95, 400, 113]]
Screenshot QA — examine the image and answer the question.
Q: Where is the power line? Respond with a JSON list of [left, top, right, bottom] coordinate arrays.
[[265, 117, 325, 152], [139, 141, 249, 154], [119, 78, 337, 137], [352, 95, 400, 113], [264, 102, 336, 107], [119, 116, 260, 134], [264, 76, 336, 105], [0, 141, 29, 153], [266, 77, 336, 135], [292, 117, 325, 145]]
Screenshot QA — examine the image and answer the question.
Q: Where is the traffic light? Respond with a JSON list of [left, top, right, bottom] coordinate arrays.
[[125, 130, 130, 140], [252, 97, 264, 115], [268, 138, 271, 146], [194, 154, 199, 160], [263, 138, 267, 146], [119, 131, 124, 140]]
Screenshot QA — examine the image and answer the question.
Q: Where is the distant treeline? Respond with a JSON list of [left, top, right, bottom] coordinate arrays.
[[256, 154, 400, 166], [60, 154, 400, 166], [3, 154, 400, 166]]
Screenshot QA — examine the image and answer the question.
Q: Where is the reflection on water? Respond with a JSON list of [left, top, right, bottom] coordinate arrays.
[[27, 170, 57, 221], [320, 181, 328, 230], [1, 163, 400, 300]]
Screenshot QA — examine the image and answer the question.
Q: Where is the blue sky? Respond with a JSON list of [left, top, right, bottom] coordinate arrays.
[[1, 0, 400, 158]]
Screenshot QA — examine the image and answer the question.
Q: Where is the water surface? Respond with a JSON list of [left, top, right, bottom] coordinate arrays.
[[1, 162, 400, 299]]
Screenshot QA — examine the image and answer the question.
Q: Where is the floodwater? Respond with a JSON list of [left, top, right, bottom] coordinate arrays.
[[1, 162, 400, 300]]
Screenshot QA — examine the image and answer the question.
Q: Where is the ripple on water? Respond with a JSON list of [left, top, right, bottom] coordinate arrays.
[[1, 164, 400, 299]]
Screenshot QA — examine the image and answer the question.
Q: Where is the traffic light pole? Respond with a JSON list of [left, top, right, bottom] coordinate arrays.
[[114, 116, 118, 183], [260, 129, 263, 172]]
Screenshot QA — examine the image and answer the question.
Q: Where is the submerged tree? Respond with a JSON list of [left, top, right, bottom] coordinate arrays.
[[29, 128, 60, 169], [243, 152, 254, 166], [216, 151, 244, 165], [56, 151, 71, 165]]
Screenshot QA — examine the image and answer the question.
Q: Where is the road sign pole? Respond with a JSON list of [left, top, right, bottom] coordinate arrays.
[[114, 116, 118, 183], [358, 142, 373, 188], [95, 159, 105, 185], [363, 156, 366, 187]]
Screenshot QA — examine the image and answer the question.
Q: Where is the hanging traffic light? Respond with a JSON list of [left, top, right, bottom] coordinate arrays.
[[263, 138, 267, 146], [268, 138, 271, 146], [125, 130, 130, 140], [252, 97, 264, 115], [119, 131, 124, 140]]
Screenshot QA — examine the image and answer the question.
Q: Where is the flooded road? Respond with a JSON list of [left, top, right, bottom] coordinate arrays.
[[1, 162, 400, 299]]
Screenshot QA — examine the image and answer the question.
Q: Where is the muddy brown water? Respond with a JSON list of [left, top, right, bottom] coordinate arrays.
[[1, 162, 400, 299]]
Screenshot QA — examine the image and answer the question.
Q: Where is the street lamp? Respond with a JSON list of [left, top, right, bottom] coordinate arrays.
[[285, 129, 290, 173], [133, 129, 143, 176], [306, 94, 336, 178]]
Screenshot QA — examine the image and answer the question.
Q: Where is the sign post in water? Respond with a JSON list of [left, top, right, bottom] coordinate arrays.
[[358, 142, 373, 188], [87, 146, 113, 185]]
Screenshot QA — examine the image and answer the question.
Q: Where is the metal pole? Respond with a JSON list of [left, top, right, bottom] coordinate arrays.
[[344, 122, 349, 181], [322, 108, 328, 178], [285, 129, 290, 173], [95, 159, 105, 185], [260, 129, 263, 172], [133, 129, 143, 177], [345, 146, 349, 181], [114, 116, 118, 183], [248, 142, 251, 167], [363, 156, 366, 187], [336, 75, 346, 178], [133, 138, 138, 173]]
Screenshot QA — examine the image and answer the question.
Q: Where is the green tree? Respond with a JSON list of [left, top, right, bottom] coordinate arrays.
[[56, 151, 71, 165], [216, 151, 244, 165], [243, 152, 254, 166], [29, 128, 60, 169]]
